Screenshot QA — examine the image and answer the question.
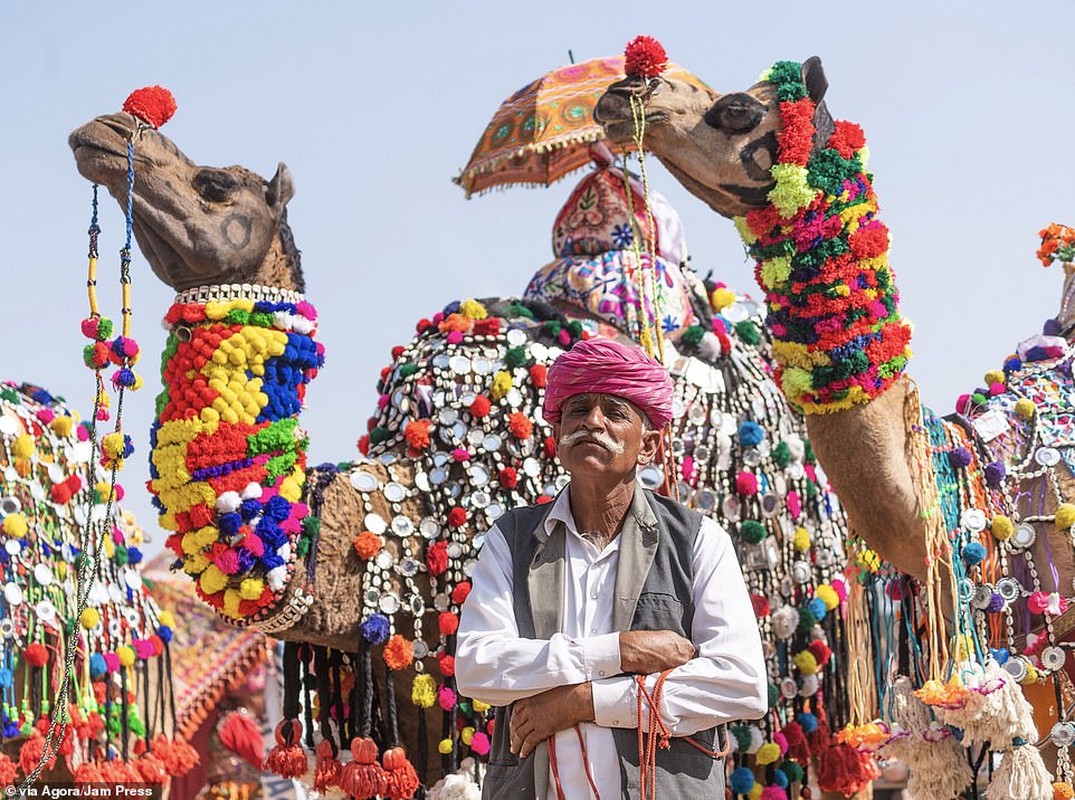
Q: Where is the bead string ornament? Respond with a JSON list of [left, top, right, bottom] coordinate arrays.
[[16, 85, 188, 790]]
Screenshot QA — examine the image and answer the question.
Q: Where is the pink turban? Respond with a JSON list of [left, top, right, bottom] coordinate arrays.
[[542, 337, 673, 429]]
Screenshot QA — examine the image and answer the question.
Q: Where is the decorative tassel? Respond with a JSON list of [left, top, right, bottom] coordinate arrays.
[[990, 741, 1052, 800], [263, 718, 308, 779], [18, 733, 55, 775], [816, 742, 878, 797], [73, 762, 104, 784], [313, 738, 343, 793], [0, 753, 17, 785], [340, 736, 387, 799], [218, 709, 265, 768], [382, 746, 421, 800], [134, 753, 168, 784]]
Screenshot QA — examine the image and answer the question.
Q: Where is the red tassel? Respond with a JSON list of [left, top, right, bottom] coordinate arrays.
[[339, 737, 386, 799], [135, 753, 169, 785], [218, 710, 265, 768], [382, 747, 421, 800], [73, 761, 104, 784], [817, 742, 879, 796], [263, 719, 308, 779], [313, 739, 342, 793], [0, 753, 17, 785], [151, 733, 200, 777], [19, 734, 55, 775]]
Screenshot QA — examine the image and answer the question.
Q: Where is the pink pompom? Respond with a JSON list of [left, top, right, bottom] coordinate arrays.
[[773, 731, 789, 755], [446, 331, 464, 345], [736, 472, 758, 495], [470, 732, 490, 756], [761, 786, 788, 800], [831, 579, 848, 602], [438, 686, 457, 712], [786, 490, 801, 519], [36, 409, 55, 424]]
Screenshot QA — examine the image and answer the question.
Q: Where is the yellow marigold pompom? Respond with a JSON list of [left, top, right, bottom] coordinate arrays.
[[473, 699, 491, 713], [1052, 781, 1074, 800], [1015, 398, 1036, 419], [768, 164, 815, 218], [199, 564, 229, 595], [459, 299, 488, 320], [759, 257, 792, 290], [412, 674, 437, 709], [461, 726, 475, 746], [103, 535, 115, 558], [491, 371, 513, 401], [13, 434, 34, 460], [80, 608, 101, 629], [101, 432, 127, 460], [732, 215, 757, 244], [1056, 504, 1075, 530], [116, 646, 136, 668], [748, 784, 763, 800], [793, 527, 811, 552], [438, 738, 453, 755], [157, 610, 176, 629], [1021, 663, 1039, 685], [780, 367, 814, 401], [50, 416, 74, 438], [2, 513, 28, 538], [815, 584, 840, 611], [223, 589, 243, 619], [279, 477, 302, 503], [710, 287, 737, 311], [239, 578, 264, 601], [793, 650, 819, 676], [755, 742, 781, 766], [984, 369, 1006, 387], [992, 515, 1014, 541]]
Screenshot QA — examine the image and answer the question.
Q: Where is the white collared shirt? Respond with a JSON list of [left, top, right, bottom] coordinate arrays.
[[456, 486, 767, 799]]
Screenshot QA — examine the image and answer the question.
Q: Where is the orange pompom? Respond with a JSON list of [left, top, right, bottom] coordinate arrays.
[[122, 86, 177, 128], [384, 634, 414, 671]]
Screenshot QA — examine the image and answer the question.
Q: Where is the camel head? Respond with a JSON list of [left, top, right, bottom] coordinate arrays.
[[595, 57, 833, 218], [69, 112, 302, 292]]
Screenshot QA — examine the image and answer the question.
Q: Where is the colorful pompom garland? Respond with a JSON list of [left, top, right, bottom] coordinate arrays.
[[150, 296, 324, 620], [735, 61, 913, 414]]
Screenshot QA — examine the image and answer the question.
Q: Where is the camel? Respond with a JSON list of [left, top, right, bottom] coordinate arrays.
[[0, 381, 197, 788], [69, 100, 866, 797], [596, 54, 1075, 799]]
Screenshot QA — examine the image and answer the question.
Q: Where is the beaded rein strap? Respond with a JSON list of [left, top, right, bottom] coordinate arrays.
[[149, 285, 324, 627]]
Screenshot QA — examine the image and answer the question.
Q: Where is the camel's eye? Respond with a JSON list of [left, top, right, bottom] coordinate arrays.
[[193, 169, 240, 203], [704, 93, 766, 134]]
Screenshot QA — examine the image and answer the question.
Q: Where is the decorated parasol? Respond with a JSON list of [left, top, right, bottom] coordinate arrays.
[[454, 54, 708, 197]]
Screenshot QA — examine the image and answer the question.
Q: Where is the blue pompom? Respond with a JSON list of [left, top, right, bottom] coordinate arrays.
[[126, 546, 143, 565], [773, 768, 790, 788], [157, 626, 173, 644], [808, 596, 827, 622], [729, 766, 755, 794], [361, 613, 391, 645], [962, 541, 986, 566], [797, 712, 818, 734], [737, 421, 765, 448], [1003, 356, 1022, 373], [0, 668, 12, 689], [89, 653, 108, 679], [991, 647, 1010, 665]]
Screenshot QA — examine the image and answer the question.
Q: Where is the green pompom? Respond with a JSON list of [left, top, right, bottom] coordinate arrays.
[[739, 520, 767, 544], [771, 441, 792, 468], [731, 724, 752, 752], [767, 682, 779, 709], [369, 426, 392, 445], [504, 347, 530, 369], [681, 325, 706, 347], [797, 606, 818, 633], [735, 320, 761, 346], [398, 363, 419, 378], [112, 545, 129, 566], [780, 759, 805, 783]]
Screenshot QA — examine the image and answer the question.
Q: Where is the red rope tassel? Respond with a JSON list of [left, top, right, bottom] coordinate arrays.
[[381, 746, 420, 800], [338, 736, 386, 799], [263, 719, 308, 779], [312, 738, 342, 793]]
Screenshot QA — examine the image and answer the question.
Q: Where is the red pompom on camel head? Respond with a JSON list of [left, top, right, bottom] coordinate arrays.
[[122, 86, 177, 129], [624, 35, 667, 79]]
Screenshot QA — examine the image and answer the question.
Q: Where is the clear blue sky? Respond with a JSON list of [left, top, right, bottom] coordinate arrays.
[[3, 2, 1074, 557]]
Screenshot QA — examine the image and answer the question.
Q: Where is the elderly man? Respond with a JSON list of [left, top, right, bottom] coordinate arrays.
[[456, 337, 767, 799]]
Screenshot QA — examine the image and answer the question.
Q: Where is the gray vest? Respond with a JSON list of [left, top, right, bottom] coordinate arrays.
[[482, 485, 725, 799]]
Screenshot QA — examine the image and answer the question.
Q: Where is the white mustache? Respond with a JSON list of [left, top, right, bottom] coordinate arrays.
[[559, 429, 625, 455]]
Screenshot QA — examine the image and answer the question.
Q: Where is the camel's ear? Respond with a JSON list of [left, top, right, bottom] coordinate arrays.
[[802, 57, 828, 105], [266, 162, 295, 218]]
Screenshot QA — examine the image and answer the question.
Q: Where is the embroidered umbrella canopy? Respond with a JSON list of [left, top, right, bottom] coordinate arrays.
[[454, 55, 708, 197]]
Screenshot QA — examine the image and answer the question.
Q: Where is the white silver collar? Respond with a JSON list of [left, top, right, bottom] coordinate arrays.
[[173, 282, 305, 306]]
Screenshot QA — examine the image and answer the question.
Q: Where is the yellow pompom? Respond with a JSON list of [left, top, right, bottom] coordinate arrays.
[[438, 738, 453, 755], [984, 369, 1006, 387], [815, 584, 840, 611], [101, 432, 126, 460], [2, 513, 28, 538], [80, 608, 101, 629], [103, 535, 115, 558], [755, 741, 782, 766], [13, 434, 34, 460], [157, 610, 176, 629], [412, 674, 437, 709], [55, 562, 67, 580], [116, 646, 136, 668], [472, 699, 491, 714], [768, 164, 815, 218], [491, 371, 513, 401], [279, 477, 302, 502], [50, 416, 74, 438], [748, 783, 764, 800], [1021, 663, 1039, 685], [1015, 398, 1036, 419], [732, 216, 757, 245], [459, 299, 488, 320], [461, 726, 475, 746], [223, 589, 242, 618], [1056, 504, 1075, 530], [992, 515, 1014, 541], [759, 258, 792, 290], [793, 527, 811, 552], [199, 565, 229, 595], [793, 650, 819, 677], [239, 578, 264, 601], [710, 287, 737, 311]]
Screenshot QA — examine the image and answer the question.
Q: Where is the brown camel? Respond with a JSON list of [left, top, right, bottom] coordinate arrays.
[[596, 54, 1075, 799], [70, 103, 869, 797]]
